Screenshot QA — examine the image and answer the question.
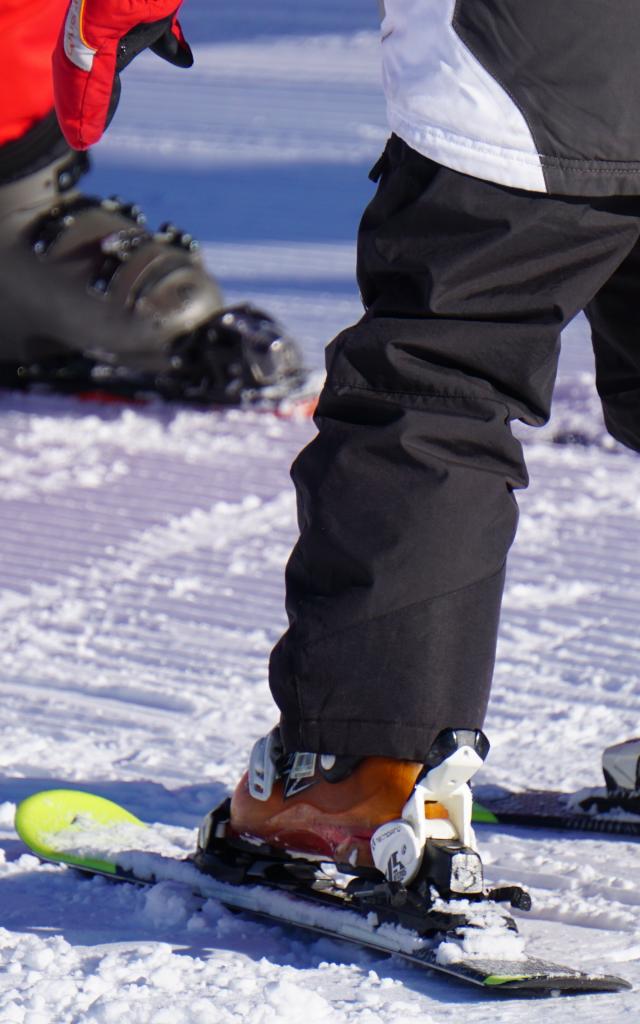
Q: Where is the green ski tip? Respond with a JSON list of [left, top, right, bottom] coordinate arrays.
[[484, 974, 529, 986], [472, 802, 499, 824], [15, 789, 143, 875]]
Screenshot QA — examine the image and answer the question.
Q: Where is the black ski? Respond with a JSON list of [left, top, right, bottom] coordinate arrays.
[[474, 785, 640, 837]]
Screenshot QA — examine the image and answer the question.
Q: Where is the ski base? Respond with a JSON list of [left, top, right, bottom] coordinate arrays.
[[14, 789, 630, 997]]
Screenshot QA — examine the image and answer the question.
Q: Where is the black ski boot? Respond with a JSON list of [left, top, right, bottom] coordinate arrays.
[[0, 127, 308, 407]]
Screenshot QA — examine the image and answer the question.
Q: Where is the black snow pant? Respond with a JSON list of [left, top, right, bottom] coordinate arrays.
[[270, 135, 640, 762]]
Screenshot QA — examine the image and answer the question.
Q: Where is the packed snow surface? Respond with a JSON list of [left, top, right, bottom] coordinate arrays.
[[2, 2, 640, 1021]]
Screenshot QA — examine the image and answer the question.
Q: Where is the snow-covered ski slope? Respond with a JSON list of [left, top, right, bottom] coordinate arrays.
[[2, 3, 640, 1021]]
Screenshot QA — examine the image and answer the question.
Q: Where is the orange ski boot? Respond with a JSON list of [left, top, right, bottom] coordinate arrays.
[[198, 727, 490, 897]]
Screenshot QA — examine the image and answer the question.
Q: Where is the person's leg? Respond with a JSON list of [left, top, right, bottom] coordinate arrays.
[[270, 138, 640, 762], [585, 230, 640, 451]]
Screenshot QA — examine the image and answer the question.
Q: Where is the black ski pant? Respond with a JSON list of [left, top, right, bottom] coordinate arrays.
[[270, 135, 640, 762]]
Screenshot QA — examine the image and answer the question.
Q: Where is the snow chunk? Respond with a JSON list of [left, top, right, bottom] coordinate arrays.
[[21, 946, 56, 971], [264, 978, 332, 1021], [0, 802, 16, 828], [436, 924, 526, 965], [141, 882, 196, 930]]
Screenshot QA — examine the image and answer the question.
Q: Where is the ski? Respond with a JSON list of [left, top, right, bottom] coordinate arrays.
[[473, 739, 640, 837], [473, 786, 640, 837], [14, 788, 630, 997], [0, 372, 320, 420]]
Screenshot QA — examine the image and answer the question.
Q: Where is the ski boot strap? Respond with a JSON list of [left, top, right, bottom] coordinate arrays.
[[247, 727, 360, 801]]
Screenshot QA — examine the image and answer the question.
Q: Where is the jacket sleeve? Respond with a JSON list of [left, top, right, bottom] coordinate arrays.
[[52, 0, 192, 150]]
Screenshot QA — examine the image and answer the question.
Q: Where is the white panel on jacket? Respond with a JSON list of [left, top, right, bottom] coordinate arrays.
[[381, 0, 547, 192]]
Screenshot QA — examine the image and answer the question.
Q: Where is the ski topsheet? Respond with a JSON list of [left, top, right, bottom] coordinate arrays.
[[14, 789, 630, 996], [473, 786, 640, 837]]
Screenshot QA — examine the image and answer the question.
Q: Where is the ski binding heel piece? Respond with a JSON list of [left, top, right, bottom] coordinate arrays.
[[371, 729, 487, 889]]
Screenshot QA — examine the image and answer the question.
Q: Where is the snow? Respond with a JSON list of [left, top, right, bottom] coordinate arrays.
[[432, 900, 527, 966], [2, 2, 640, 1021]]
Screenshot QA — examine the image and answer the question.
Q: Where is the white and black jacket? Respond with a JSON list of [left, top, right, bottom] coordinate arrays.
[[381, 0, 640, 195]]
